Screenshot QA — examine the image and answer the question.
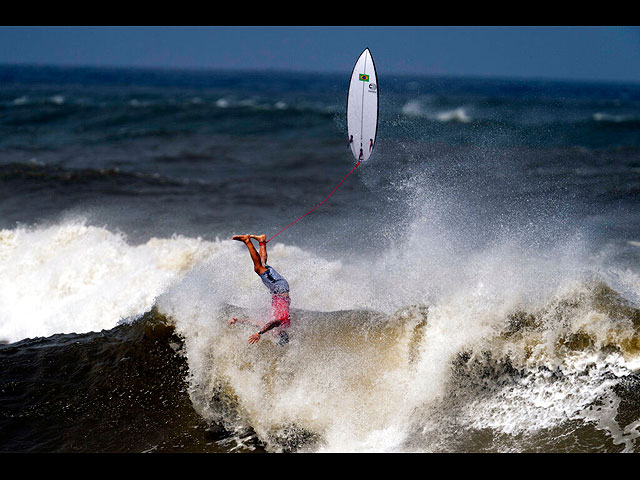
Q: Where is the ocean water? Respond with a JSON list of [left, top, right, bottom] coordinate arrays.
[[1, 64, 640, 452]]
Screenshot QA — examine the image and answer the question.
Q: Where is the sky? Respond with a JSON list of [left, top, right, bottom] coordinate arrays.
[[1, 26, 640, 83]]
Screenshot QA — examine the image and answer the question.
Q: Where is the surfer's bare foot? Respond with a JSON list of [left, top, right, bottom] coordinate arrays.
[[232, 234, 250, 242], [250, 234, 268, 266], [250, 234, 267, 243]]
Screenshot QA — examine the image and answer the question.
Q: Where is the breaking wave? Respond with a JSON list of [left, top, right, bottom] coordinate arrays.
[[3, 213, 639, 451]]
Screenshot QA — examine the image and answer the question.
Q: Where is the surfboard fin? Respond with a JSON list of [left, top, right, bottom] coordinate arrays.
[[347, 135, 353, 148]]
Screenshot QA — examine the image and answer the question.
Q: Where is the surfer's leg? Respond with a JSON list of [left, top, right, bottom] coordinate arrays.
[[232, 235, 267, 275], [250, 234, 267, 266]]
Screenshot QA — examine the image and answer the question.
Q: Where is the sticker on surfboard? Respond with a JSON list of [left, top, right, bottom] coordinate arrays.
[[347, 48, 379, 163]]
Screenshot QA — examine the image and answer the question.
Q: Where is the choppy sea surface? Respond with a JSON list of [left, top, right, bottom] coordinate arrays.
[[1, 64, 640, 452]]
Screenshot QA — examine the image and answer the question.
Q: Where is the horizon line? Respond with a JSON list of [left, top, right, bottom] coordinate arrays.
[[2, 61, 640, 87]]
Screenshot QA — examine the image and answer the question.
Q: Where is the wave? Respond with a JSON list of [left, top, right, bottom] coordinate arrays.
[[0, 309, 214, 453], [433, 107, 472, 123], [401, 100, 472, 123], [0, 220, 217, 343], [399, 100, 640, 132], [0, 162, 198, 195], [163, 279, 640, 452], [4, 95, 66, 107], [3, 282, 639, 452], [2, 214, 640, 451], [593, 112, 639, 123], [153, 192, 640, 452], [2, 91, 337, 116]]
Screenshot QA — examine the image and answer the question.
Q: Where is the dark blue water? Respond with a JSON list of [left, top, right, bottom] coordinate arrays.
[[1, 65, 639, 252]]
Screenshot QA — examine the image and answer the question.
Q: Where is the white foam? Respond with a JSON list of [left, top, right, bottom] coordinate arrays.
[[12, 96, 28, 105], [49, 95, 65, 105], [436, 107, 471, 123], [593, 112, 634, 123], [401, 100, 424, 116], [401, 100, 472, 123], [453, 349, 640, 452], [0, 220, 220, 342]]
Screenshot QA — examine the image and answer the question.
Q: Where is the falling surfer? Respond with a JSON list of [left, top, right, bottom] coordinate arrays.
[[227, 49, 377, 346], [229, 234, 291, 345]]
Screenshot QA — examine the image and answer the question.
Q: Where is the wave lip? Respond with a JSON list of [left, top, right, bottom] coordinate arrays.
[[0, 220, 220, 343], [401, 100, 472, 123], [401, 99, 424, 116], [11, 96, 28, 105], [593, 112, 637, 123], [434, 107, 472, 123]]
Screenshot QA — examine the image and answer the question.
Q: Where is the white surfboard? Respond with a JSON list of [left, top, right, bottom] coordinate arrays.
[[347, 48, 379, 163]]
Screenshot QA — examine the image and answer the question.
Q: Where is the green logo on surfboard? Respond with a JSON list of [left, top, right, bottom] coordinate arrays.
[[359, 74, 369, 82]]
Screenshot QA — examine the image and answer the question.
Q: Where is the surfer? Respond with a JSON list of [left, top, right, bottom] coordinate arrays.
[[229, 234, 291, 345]]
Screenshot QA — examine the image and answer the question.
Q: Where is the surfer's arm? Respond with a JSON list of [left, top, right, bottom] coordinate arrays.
[[248, 319, 282, 344], [259, 319, 282, 334], [229, 316, 252, 326]]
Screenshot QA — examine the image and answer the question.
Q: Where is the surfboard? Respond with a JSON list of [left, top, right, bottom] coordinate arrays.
[[347, 48, 379, 163]]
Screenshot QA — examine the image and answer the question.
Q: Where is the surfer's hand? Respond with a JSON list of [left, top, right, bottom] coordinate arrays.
[[228, 317, 238, 326], [248, 333, 261, 344]]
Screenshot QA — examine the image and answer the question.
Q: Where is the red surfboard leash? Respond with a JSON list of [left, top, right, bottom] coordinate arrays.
[[266, 160, 362, 243]]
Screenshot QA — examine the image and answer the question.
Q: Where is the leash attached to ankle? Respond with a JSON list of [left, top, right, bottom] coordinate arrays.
[[265, 160, 361, 243]]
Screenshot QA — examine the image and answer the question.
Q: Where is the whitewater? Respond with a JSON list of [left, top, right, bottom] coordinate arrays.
[[2, 199, 639, 452]]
